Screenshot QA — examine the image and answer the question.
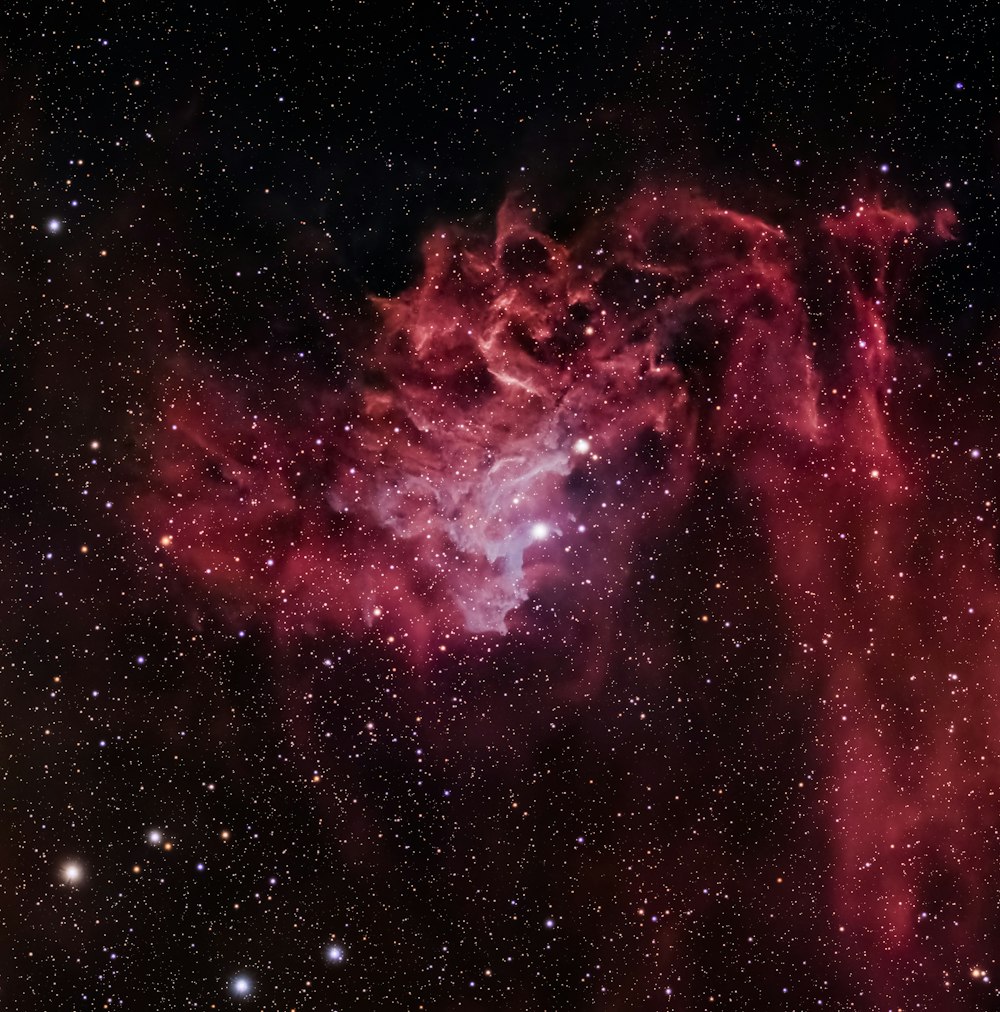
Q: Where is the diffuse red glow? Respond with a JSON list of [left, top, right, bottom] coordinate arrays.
[[144, 193, 939, 641], [140, 188, 1000, 1001]]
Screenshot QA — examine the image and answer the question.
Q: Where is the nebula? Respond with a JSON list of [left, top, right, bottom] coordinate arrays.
[[139, 189, 837, 644], [134, 186, 1000, 1005]]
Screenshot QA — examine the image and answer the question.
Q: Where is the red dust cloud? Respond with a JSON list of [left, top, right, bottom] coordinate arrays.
[[138, 188, 1000, 1004]]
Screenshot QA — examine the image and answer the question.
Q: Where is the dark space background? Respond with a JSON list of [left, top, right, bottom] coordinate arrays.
[[4, 2, 1000, 1010]]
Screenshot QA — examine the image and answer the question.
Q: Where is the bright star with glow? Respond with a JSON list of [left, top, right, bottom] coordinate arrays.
[[530, 522, 549, 541], [61, 862, 83, 884], [326, 944, 345, 962], [231, 975, 252, 996]]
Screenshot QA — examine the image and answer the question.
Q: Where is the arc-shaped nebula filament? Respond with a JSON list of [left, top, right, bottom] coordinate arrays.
[[136, 186, 1000, 1004]]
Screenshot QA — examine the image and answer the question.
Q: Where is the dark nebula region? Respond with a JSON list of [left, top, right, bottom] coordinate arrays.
[[137, 188, 999, 1006]]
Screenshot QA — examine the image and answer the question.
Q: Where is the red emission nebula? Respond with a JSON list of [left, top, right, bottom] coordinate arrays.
[[138, 188, 1000, 1004]]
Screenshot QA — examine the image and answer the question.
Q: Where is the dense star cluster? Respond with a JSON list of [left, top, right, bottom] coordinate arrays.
[[7, 3, 1000, 1011]]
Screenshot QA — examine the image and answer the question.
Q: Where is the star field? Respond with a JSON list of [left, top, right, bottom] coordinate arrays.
[[6, 3, 1000, 1011]]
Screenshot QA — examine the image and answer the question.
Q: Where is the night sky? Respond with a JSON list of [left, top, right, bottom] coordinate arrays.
[[6, 3, 1000, 1010]]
